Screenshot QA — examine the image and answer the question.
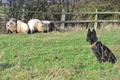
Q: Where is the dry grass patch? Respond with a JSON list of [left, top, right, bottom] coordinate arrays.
[[44, 67, 78, 80]]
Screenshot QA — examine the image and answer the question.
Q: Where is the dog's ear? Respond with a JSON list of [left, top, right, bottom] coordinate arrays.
[[92, 29, 96, 35], [87, 29, 91, 37], [88, 29, 91, 33]]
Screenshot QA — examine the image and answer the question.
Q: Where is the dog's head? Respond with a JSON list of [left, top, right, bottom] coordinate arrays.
[[86, 29, 98, 44]]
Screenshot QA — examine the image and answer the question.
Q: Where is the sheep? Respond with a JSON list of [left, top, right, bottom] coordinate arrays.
[[6, 19, 17, 34], [37, 20, 57, 33], [28, 19, 56, 33], [41, 20, 56, 32], [17, 20, 29, 34], [49, 22, 56, 31], [27, 19, 40, 34], [37, 21, 50, 33]]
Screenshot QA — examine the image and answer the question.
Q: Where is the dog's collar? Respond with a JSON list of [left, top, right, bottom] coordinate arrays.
[[90, 41, 97, 48]]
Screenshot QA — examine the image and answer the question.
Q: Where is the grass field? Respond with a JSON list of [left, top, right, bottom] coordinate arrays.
[[0, 29, 120, 80]]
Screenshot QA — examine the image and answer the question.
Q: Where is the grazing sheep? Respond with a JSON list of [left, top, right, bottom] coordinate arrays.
[[49, 22, 56, 31], [6, 21, 17, 34], [41, 20, 56, 32], [28, 19, 56, 33], [27, 19, 40, 34], [17, 20, 29, 34], [37, 21, 50, 33]]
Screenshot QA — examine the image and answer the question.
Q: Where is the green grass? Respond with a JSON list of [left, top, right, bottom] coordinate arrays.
[[0, 29, 120, 80]]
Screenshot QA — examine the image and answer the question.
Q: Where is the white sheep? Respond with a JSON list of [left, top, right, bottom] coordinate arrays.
[[37, 21, 50, 33], [27, 19, 40, 34], [17, 20, 29, 34], [6, 21, 17, 34]]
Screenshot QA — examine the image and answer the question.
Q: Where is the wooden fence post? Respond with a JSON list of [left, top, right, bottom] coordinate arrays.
[[60, 8, 66, 30], [94, 9, 98, 30], [22, 5, 26, 19]]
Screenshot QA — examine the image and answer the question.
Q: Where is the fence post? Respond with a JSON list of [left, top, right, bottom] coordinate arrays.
[[94, 9, 98, 30], [22, 5, 26, 19], [60, 8, 66, 30]]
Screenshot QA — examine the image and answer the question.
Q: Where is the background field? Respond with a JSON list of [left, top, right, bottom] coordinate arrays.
[[0, 29, 120, 80]]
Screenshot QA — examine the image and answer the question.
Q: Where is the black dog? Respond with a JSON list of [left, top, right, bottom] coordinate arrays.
[[86, 29, 117, 63]]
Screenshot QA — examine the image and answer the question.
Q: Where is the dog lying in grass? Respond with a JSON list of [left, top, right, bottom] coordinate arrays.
[[86, 29, 117, 64]]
